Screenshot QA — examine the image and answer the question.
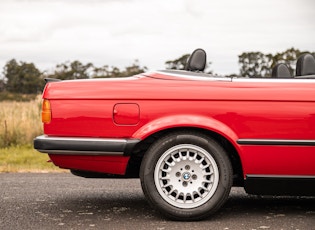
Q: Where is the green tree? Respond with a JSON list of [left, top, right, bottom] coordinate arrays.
[[3, 59, 44, 94], [109, 66, 122, 78], [238, 52, 271, 78], [165, 54, 190, 70], [272, 48, 315, 75], [123, 60, 148, 76], [238, 48, 315, 78], [50, 61, 94, 80], [0, 79, 5, 92], [92, 60, 147, 78], [92, 65, 111, 78]]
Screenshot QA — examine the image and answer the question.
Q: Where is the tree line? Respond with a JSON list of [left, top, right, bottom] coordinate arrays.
[[238, 48, 315, 78], [0, 47, 314, 94]]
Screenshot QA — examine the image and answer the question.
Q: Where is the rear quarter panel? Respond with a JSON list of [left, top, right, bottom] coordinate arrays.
[[43, 76, 315, 177]]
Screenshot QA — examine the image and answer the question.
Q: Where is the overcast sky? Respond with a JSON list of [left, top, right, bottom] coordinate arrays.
[[0, 0, 314, 75]]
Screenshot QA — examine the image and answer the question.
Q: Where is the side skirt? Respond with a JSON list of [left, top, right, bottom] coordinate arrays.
[[244, 175, 315, 196]]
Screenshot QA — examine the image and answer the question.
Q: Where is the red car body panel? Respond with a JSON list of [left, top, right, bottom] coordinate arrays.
[[49, 155, 130, 175], [35, 71, 315, 185]]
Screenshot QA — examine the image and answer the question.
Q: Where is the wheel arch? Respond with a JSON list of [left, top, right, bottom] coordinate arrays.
[[132, 115, 239, 142], [127, 125, 244, 186]]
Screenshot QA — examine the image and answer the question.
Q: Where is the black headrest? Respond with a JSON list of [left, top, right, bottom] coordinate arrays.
[[296, 53, 315, 76], [185, 48, 206, 72], [271, 63, 292, 78]]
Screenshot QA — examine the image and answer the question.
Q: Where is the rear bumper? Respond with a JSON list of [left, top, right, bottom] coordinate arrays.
[[34, 135, 140, 156]]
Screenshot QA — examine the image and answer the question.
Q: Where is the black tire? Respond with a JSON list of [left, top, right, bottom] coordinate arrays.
[[140, 131, 233, 220]]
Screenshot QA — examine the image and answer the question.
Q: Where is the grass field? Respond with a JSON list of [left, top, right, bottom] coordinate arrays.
[[0, 97, 43, 148], [0, 97, 64, 172], [0, 145, 63, 172]]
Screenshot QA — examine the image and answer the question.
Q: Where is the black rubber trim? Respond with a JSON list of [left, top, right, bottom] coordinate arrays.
[[34, 135, 140, 156], [44, 78, 62, 83], [244, 175, 315, 196], [237, 139, 315, 146]]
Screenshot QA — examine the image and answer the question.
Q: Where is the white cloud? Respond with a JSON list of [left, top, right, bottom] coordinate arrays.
[[0, 0, 314, 75]]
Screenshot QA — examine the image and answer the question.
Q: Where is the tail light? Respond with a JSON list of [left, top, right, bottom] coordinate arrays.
[[42, 99, 51, 123]]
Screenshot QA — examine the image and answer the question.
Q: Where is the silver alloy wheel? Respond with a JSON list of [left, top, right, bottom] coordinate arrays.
[[154, 144, 219, 209]]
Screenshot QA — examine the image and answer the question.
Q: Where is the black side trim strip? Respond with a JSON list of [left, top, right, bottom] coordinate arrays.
[[237, 139, 315, 146], [244, 175, 315, 196], [34, 135, 140, 156]]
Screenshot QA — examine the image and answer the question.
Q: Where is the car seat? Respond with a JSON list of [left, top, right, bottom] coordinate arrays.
[[296, 53, 315, 76], [185, 48, 207, 72], [271, 63, 292, 78]]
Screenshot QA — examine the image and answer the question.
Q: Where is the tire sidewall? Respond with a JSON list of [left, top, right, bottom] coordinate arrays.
[[140, 132, 232, 220]]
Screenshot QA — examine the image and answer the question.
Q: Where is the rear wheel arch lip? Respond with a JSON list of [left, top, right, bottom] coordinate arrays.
[[131, 115, 241, 154]]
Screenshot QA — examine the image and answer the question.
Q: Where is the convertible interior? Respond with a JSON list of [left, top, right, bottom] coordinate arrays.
[[185, 48, 315, 79]]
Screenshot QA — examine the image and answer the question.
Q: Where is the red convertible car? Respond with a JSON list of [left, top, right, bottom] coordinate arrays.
[[34, 50, 315, 220]]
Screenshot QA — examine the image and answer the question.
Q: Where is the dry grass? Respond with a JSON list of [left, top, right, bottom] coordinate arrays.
[[0, 145, 64, 172], [0, 96, 43, 148], [0, 98, 63, 172]]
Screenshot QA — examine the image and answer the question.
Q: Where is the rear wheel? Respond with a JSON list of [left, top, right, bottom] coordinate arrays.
[[140, 131, 233, 220]]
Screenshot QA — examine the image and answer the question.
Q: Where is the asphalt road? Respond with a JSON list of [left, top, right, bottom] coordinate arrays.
[[0, 173, 314, 230]]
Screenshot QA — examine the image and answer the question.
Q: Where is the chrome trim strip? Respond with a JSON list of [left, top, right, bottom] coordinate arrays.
[[152, 70, 231, 81], [150, 70, 315, 83], [233, 77, 315, 83], [237, 139, 315, 146]]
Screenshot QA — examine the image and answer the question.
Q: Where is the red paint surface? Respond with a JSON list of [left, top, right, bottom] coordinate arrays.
[[49, 155, 130, 175], [42, 72, 315, 177], [113, 103, 140, 125], [240, 146, 315, 176]]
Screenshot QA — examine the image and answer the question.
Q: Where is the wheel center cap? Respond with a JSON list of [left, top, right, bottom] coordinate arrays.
[[182, 172, 191, 181]]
